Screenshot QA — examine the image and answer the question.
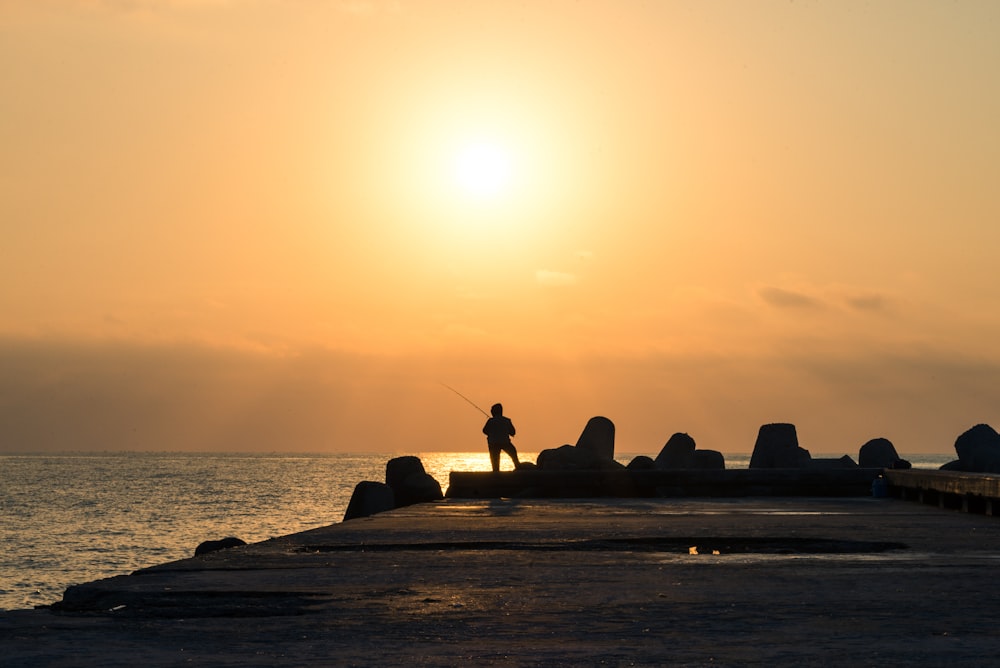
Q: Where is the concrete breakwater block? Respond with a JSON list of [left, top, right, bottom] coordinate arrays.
[[655, 432, 696, 469], [344, 456, 443, 521], [749, 423, 812, 468], [574, 416, 616, 461], [343, 481, 395, 521]]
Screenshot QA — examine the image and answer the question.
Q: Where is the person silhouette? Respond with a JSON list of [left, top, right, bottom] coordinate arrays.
[[482, 403, 520, 473]]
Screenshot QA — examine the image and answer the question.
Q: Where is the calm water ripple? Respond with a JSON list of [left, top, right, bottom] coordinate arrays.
[[0, 451, 510, 610]]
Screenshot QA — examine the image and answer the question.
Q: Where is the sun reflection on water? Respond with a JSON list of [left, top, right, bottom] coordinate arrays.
[[417, 452, 539, 490]]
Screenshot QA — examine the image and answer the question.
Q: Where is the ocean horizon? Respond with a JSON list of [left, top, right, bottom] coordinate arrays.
[[1, 450, 955, 611]]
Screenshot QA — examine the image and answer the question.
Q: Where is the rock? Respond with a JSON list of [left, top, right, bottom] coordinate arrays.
[[858, 438, 899, 468], [692, 450, 726, 470], [595, 458, 627, 471], [627, 455, 656, 470], [655, 432, 696, 469], [538, 417, 619, 471], [575, 416, 616, 461], [385, 456, 427, 491], [194, 536, 247, 556], [537, 444, 599, 471], [888, 458, 912, 469], [343, 481, 395, 521], [394, 472, 444, 507], [749, 423, 812, 469], [385, 456, 443, 507], [953, 424, 1000, 473]]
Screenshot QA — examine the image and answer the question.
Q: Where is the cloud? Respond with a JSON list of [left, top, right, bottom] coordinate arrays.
[[3, 335, 999, 456], [758, 286, 824, 310], [845, 293, 890, 312], [758, 283, 898, 318], [536, 270, 578, 287]]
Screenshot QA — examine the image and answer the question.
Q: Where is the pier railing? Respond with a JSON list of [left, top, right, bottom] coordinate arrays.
[[884, 469, 1000, 515]]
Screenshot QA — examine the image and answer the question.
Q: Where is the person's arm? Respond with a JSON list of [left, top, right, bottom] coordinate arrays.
[[508, 418, 516, 437]]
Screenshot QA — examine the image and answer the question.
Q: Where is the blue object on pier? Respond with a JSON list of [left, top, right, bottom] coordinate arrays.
[[872, 475, 889, 498]]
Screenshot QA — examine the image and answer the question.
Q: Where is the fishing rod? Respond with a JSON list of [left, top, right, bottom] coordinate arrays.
[[439, 382, 490, 418]]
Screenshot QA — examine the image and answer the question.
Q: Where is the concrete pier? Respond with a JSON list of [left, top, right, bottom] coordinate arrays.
[[447, 468, 883, 499], [886, 469, 1000, 515], [4, 495, 1000, 666]]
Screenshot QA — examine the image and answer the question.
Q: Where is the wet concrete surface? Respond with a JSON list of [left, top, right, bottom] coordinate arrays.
[[3, 497, 1000, 666]]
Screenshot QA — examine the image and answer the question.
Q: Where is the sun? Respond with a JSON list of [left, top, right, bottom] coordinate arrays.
[[452, 140, 513, 200]]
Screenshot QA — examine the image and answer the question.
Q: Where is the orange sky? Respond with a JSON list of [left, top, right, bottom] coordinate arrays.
[[2, 1, 999, 457]]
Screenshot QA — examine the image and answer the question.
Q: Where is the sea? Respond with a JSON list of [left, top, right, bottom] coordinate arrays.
[[0, 451, 954, 612]]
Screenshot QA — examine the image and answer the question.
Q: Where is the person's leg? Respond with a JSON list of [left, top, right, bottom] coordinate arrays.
[[501, 443, 520, 468], [488, 444, 501, 472]]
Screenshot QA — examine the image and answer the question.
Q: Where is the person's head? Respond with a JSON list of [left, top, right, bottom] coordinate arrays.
[[491, 403, 503, 417]]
